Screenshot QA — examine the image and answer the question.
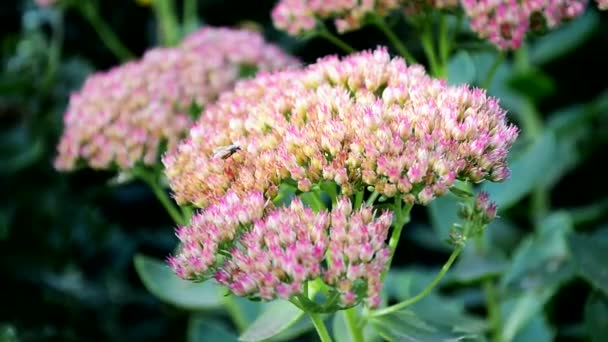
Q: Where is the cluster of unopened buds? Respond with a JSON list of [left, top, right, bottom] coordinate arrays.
[[165, 48, 517, 307]]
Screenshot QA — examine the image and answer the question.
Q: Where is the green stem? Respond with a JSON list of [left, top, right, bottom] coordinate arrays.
[[77, 2, 133, 61], [483, 280, 505, 342], [420, 24, 441, 77], [309, 312, 332, 342], [182, 0, 199, 34], [481, 52, 505, 89], [223, 295, 248, 332], [371, 14, 417, 65], [136, 170, 186, 226], [381, 196, 413, 281], [345, 307, 364, 342], [152, 0, 180, 46], [317, 29, 356, 54], [438, 14, 450, 71], [366, 191, 380, 206], [370, 245, 463, 317], [354, 191, 364, 210]]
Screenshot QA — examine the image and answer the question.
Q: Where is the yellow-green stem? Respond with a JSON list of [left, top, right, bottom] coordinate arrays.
[[152, 0, 180, 46], [370, 245, 463, 317], [309, 312, 332, 342], [183, 0, 199, 34], [345, 307, 364, 342]]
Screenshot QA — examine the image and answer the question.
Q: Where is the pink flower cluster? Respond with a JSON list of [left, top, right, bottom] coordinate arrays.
[[272, 0, 605, 50], [170, 194, 393, 308], [462, 0, 587, 50], [55, 27, 298, 171], [165, 47, 518, 208], [272, 0, 403, 35]]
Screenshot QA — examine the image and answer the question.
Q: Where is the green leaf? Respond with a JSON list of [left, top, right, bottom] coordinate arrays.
[[500, 289, 556, 342], [507, 68, 555, 101], [584, 292, 608, 342], [370, 309, 483, 342], [427, 192, 460, 242], [447, 247, 508, 284], [501, 212, 574, 290], [482, 132, 558, 210], [239, 300, 304, 342], [529, 11, 599, 65], [568, 233, 608, 295], [499, 213, 574, 341], [447, 51, 476, 86], [512, 314, 554, 342], [384, 269, 487, 337], [269, 314, 315, 342], [133, 254, 224, 310], [188, 316, 239, 342]]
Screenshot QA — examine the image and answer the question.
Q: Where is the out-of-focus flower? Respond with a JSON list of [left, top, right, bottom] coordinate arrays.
[[272, 0, 403, 35], [35, 0, 56, 7], [597, 0, 608, 10], [165, 47, 518, 208], [171, 192, 393, 308], [462, 0, 587, 50], [55, 27, 298, 172]]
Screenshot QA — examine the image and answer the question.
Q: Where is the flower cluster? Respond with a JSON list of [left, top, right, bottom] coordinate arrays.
[[462, 0, 587, 50], [598, 0, 608, 10], [171, 193, 393, 308], [165, 47, 518, 208], [272, 0, 605, 50], [272, 0, 403, 35], [168, 191, 266, 279], [55, 27, 298, 171]]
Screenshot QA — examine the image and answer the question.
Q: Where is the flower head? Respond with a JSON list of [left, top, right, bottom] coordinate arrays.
[[462, 0, 587, 50], [165, 47, 518, 208], [171, 192, 393, 308], [55, 27, 298, 171], [272, 0, 403, 35]]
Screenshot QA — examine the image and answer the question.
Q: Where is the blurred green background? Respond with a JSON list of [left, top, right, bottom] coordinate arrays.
[[1, 1, 608, 341]]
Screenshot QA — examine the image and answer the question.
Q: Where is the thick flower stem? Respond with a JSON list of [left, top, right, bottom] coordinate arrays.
[[151, 0, 181, 46], [182, 0, 199, 34], [309, 312, 332, 342], [345, 307, 364, 342], [77, 1, 133, 62], [370, 245, 463, 317]]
